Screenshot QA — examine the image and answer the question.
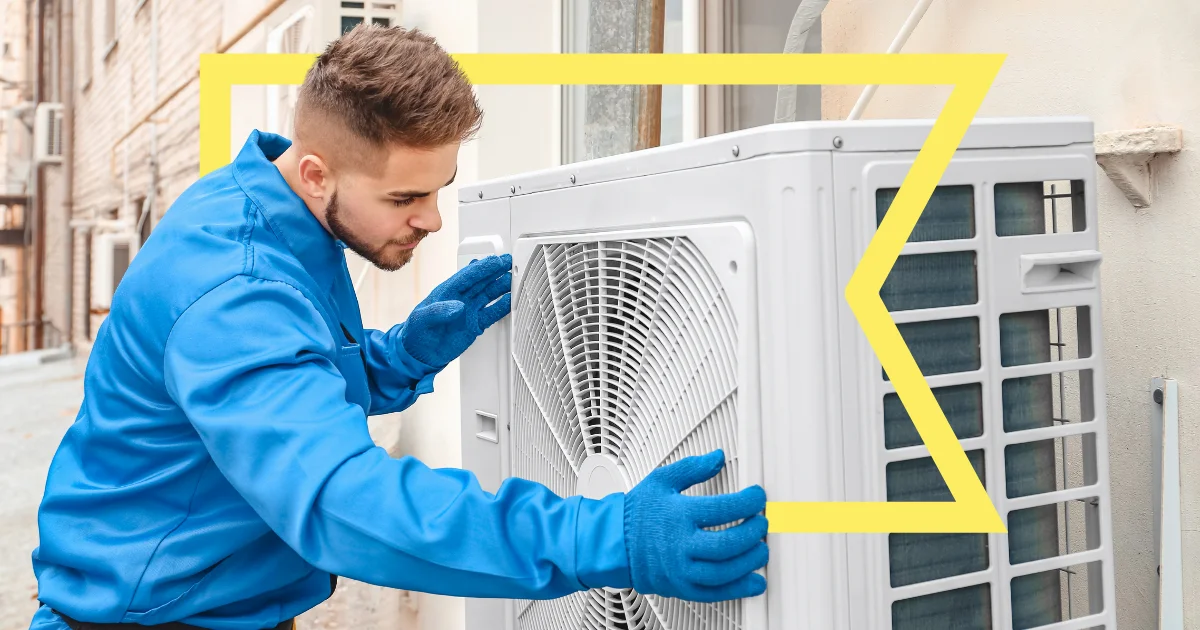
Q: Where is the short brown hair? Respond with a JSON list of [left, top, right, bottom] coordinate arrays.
[[294, 24, 483, 172]]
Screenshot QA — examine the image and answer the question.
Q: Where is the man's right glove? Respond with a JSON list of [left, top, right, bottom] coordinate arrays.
[[622, 449, 769, 602]]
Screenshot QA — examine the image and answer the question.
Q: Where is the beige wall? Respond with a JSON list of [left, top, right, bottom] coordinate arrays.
[[821, 1, 1200, 628]]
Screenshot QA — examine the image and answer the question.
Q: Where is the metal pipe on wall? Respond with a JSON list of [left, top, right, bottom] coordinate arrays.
[[60, 0, 73, 348], [31, 0, 44, 349]]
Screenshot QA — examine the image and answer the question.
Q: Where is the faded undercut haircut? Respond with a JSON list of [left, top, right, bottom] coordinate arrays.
[[293, 24, 483, 174]]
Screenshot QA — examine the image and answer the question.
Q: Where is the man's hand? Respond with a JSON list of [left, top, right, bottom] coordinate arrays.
[[621, 449, 769, 602], [400, 254, 513, 369]]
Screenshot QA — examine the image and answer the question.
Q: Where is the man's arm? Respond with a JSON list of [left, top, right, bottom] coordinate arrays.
[[163, 274, 630, 598], [358, 322, 441, 416], [357, 255, 512, 415]]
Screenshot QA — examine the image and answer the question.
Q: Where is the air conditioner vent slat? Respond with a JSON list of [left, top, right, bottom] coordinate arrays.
[[513, 235, 742, 630]]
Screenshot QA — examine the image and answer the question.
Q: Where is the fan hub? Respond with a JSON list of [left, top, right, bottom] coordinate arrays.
[[576, 454, 631, 500]]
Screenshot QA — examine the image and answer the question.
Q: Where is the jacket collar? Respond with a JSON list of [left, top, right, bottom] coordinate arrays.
[[231, 129, 347, 296]]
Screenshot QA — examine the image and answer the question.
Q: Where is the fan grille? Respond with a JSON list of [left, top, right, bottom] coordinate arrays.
[[512, 236, 743, 630]]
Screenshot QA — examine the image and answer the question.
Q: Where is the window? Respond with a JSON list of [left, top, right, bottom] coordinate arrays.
[[561, 0, 822, 164], [708, 0, 822, 132], [339, 1, 400, 35], [562, 0, 683, 163]]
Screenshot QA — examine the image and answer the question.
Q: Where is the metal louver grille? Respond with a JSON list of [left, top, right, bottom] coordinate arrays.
[[880, 179, 1105, 630], [511, 236, 743, 630]]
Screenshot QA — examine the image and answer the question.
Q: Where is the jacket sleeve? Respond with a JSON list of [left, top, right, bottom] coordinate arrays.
[[162, 274, 632, 599], [359, 322, 441, 416]]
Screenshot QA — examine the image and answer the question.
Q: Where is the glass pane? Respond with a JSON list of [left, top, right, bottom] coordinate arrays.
[[727, 0, 822, 129], [341, 16, 363, 34], [877, 185, 975, 242], [562, 0, 684, 163], [372, 17, 391, 27]]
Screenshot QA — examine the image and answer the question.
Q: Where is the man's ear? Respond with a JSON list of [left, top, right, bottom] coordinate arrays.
[[297, 155, 332, 201]]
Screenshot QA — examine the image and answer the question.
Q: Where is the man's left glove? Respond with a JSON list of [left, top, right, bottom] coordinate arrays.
[[399, 254, 513, 369]]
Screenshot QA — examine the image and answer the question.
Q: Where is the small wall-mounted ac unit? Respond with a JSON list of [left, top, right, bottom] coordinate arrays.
[[457, 117, 1117, 630], [92, 229, 137, 313], [33, 102, 64, 165]]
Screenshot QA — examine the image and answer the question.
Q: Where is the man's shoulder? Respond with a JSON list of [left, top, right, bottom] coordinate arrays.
[[106, 168, 319, 342]]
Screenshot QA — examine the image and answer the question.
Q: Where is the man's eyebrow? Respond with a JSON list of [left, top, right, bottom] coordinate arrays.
[[386, 168, 458, 198]]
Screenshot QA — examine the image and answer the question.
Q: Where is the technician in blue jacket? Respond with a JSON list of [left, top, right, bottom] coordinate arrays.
[[30, 24, 769, 630]]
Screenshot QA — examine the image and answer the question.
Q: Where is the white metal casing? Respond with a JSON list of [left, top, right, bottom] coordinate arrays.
[[458, 117, 1116, 630], [92, 229, 138, 313], [33, 102, 64, 165]]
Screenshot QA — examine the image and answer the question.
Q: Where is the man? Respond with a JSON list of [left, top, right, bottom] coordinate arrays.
[[30, 25, 769, 630]]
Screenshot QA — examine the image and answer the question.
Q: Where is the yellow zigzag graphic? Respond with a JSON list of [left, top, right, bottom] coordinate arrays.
[[199, 52, 1007, 535]]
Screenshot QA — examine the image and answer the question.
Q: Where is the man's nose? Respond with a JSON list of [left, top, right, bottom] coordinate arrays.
[[410, 197, 443, 233]]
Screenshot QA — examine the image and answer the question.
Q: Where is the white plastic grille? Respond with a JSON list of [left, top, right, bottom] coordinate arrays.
[[876, 179, 1110, 630], [511, 236, 743, 630]]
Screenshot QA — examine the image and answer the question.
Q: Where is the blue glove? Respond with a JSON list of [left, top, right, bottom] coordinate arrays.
[[400, 254, 512, 368], [623, 449, 769, 602]]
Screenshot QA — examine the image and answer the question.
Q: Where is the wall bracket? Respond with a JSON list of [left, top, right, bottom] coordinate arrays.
[[1094, 125, 1183, 209]]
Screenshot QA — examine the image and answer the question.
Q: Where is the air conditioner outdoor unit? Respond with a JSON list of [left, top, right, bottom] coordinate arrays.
[[457, 117, 1116, 630], [34, 102, 64, 165], [92, 229, 138, 313]]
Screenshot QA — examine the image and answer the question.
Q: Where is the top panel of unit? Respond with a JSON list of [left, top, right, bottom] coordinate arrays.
[[459, 116, 1094, 204]]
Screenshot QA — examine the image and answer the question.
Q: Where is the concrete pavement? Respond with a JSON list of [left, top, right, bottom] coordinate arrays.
[[0, 354, 87, 630]]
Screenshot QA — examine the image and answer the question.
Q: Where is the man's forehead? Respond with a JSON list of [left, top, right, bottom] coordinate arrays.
[[374, 146, 459, 196]]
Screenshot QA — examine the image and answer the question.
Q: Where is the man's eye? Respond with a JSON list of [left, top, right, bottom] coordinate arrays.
[[392, 198, 416, 207]]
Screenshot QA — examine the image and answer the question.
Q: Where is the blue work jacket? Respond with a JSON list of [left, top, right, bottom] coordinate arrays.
[[29, 130, 630, 630]]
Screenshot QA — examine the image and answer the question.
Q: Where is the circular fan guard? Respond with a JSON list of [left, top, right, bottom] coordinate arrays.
[[511, 236, 743, 630]]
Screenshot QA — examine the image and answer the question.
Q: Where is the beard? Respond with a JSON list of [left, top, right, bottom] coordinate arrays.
[[326, 189, 427, 272]]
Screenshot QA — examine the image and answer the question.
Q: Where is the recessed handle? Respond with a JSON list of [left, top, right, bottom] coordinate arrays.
[[475, 411, 498, 444], [1020, 250, 1102, 294]]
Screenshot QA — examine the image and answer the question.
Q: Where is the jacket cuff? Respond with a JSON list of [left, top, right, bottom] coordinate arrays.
[[573, 492, 632, 590], [387, 336, 442, 396]]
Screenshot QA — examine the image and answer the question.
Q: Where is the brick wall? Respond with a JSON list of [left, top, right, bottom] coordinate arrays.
[[68, 0, 221, 341]]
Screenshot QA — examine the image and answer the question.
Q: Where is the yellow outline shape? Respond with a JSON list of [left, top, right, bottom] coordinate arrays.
[[199, 52, 1007, 535]]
